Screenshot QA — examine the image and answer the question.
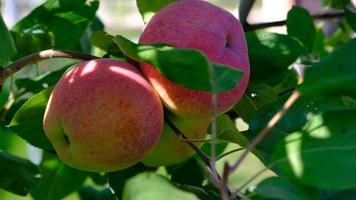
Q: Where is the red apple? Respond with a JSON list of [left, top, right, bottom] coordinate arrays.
[[139, 0, 250, 117], [43, 59, 163, 172]]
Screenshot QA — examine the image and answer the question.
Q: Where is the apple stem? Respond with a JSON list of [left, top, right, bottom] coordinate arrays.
[[0, 49, 99, 87], [245, 11, 344, 31]]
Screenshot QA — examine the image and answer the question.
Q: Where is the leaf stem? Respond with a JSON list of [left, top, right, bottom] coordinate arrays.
[[222, 90, 301, 198], [0, 49, 99, 86]]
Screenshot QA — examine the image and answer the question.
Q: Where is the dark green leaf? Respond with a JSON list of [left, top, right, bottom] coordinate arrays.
[[246, 31, 303, 85], [79, 186, 115, 200], [9, 87, 54, 152], [122, 172, 198, 200], [273, 110, 356, 189], [88, 173, 108, 186], [234, 83, 280, 122], [136, 0, 177, 23], [0, 16, 17, 66], [115, 35, 243, 93], [299, 39, 356, 97], [11, 0, 99, 56], [0, 151, 41, 196], [323, 0, 351, 8], [90, 31, 123, 57], [168, 159, 206, 186], [108, 163, 149, 196], [31, 154, 88, 200], [345, 6, 356, 32], [327, 189, 356, 200], [255, 177, 321, 200], [287, 6, 316, 51], [178, 184, 220, 200]]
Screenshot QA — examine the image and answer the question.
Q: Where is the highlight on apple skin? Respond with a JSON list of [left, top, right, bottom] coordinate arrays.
[[139, 0, 250, 118], [142, 111, 211, 167], [43, 59, 164, 172]]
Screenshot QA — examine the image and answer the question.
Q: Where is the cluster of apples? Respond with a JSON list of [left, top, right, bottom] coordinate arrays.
[[43, 0, 250, 172]]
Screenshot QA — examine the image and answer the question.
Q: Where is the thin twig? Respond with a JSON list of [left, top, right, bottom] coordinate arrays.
[[217, 148, 244, 161], [0, 49, 99, 85], [164, 116, 212, 166], [244, 11, 344, 31], [222, 90, 301, 197], [165, 115, 235, 199]]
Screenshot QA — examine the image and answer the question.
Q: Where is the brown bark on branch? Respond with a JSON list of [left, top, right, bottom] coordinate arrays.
[[0, 49, 99, 86], [244, 11, 344, 31]]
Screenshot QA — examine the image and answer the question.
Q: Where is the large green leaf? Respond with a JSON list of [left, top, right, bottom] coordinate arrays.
[[273, 110, 356, 189], [0, 16, 17, 67], [9, 87, 54, 152], [0, 151, 41, 196], [136, 0, 177, 23], [11, 0, 99, 57], [299, 38, 356, 97], [287, 6, 316, 51], [31, 154, 88, 200], [247, 95, 356, 154], [115, 35, 244, 93], [122, 173, 198, 200], [246, 31, 303, 85], [255, 177, 321, 200]]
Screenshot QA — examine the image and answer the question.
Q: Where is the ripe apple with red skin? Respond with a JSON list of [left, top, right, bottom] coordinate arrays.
[[43, 59, 163, 172], [139, 0, 250, 117], [142, 111, 211, 167]]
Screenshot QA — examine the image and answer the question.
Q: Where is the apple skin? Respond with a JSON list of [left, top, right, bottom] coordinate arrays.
[[43, 59, 164, 172], [139, 0, 250, 118], [142, 111, 211, 167]]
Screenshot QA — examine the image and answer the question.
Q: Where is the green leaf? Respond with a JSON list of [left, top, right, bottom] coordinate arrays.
[[246, 31, 303, 85], [136, 0, 177, 23], [287, 6, 316, 51], [31, 154, 88, 200], [90, 31, 123, 57], [234, 83, 280, 122], [299, 38, 356, 97], [108, 163, 149, 197], [168, 158, 207, 187], [11, 0, 99, 56], [15, 67, 67, 94], [273, 110, 356, 190], [255, 177, 321, 200], [345, 6, 356, 32], [79, 186, 115, 200], [115, 35, 243, 93], [248, 95, 356, 154], [9, 87, 54, 152], [0, 16, 17, 67], [327, 189, 356, 200], [323, 0, 351, 8], [0, 151, 41, 196], [122, 172, 198, 200], [214, 114, 249, 147]]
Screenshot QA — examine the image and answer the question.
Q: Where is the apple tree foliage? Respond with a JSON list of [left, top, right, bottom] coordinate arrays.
[[0, 0, 356, 199]]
